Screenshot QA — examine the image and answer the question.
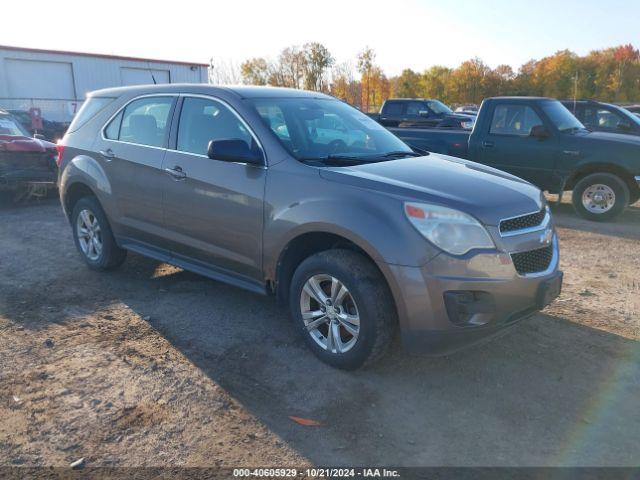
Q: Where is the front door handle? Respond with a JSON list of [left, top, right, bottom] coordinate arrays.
[[482, 141, 495, 148], [164, 166, 186, 180], [99, 148, 115, 160]]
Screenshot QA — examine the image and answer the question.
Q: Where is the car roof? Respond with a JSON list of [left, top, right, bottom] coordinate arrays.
[[488, 96, 555, 101], [385, 98, 438, 102], [89, 83, 334, 100]]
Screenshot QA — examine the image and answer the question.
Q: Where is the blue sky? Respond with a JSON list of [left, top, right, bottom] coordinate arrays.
[[1, 0, 638, 76]]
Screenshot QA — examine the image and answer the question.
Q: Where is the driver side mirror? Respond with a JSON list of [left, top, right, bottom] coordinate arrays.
[[207, 139, 263, 165], [530, 125, 550, 139]]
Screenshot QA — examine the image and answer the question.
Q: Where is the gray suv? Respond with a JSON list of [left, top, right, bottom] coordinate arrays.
[[58, 84, 562, 369]]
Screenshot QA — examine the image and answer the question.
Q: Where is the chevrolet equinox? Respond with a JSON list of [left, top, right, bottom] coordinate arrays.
[[57, 85, 562, 369]]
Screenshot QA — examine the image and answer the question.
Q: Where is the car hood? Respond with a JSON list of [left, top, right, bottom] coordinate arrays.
[[582, 130, 640, 145], [0, 135, 56, 153], [319, 154, 543, 226]]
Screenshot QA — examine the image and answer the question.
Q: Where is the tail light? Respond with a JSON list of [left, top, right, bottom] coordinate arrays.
[[55, 143, 65, 167]]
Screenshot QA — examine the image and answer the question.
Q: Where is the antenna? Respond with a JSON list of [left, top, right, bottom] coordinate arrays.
[[147, 61, 157, 85]]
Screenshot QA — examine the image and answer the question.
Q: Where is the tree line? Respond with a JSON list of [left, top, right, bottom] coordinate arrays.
[[211, 43, 640, 112]]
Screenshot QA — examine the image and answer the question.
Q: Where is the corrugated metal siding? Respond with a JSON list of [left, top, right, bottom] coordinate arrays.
[[0, 47, 207, 121]]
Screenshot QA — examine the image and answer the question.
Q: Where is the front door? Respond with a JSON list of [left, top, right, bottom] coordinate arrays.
[[161, 96, 266, 282], [475, 102, 559, 190]]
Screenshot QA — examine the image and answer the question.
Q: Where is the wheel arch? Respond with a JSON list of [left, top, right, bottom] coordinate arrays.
[[272, 230, 401, 320], [565, 162, 638, 197]]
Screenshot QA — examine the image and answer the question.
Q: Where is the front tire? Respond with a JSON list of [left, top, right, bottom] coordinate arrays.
[[71, 196, 126, 270], [572, 173, 629, 222], [289, 249, 396, 370]]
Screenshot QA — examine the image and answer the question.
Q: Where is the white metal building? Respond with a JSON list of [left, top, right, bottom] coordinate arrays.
[[0, 45, 208, 122]]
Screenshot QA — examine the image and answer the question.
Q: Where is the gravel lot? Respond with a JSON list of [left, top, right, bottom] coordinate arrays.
[[1, 196, 639, 468]]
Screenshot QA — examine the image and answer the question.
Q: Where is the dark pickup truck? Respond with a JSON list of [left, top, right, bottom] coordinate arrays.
[[560, 100, 640, 137], [368, 98, 475, 130], [392, 97, 640, 221]]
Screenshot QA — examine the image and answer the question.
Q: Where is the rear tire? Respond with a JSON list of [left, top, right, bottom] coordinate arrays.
[[572, 173, 629, 222], [71, 196, 126, 270], [289, 249, 396, 370]]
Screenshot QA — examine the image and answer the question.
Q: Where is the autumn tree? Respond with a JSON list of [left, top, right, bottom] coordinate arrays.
[[240, 57, 270, 85], [392, 69, 422, 98], [357, 47, 376, 111], [303, 42, 334, 91]]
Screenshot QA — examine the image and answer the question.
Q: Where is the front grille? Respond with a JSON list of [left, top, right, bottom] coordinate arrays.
[[500, 209, 546, 234], [511, 245, 553, 275]]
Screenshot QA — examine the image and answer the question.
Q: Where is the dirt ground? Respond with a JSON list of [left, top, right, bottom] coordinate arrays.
[[0, 195, 639, 469]]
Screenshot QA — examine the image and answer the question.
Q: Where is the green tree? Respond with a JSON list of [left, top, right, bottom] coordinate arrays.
[[303, 42, 334, 91]]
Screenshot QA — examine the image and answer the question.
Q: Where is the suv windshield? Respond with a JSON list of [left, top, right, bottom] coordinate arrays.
[[0, 114, 30, 137], [426, 100, 452, 115], [249, 98, 414, 164], [540, 100, 586, 132]]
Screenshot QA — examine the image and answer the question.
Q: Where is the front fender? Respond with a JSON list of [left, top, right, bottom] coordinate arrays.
[[262, 170, 441, 280]]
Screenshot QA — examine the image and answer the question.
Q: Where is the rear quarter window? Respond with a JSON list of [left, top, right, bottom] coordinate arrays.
[[67, 97, 115, 133]]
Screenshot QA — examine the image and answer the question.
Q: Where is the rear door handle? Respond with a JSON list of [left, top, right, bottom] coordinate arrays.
[[99, 149, 115, 160], [164, 166, 186, 180], [482, 141, 494, 148]]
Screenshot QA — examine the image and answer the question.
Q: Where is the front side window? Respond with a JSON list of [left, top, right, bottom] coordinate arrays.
[[425, 100, 452, 115], [490, 105, 543, 136], [250, 98, 413, 163], [539, 101, 585, 132], [177, 97, 254, 156], [406, 102, 426, 116], [106, 96, 174, 147]]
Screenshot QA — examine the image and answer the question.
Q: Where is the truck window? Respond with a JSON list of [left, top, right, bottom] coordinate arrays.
[[382, 102, 404, 115], [406, 102, 426, 116], [490, 105, 543, 136]]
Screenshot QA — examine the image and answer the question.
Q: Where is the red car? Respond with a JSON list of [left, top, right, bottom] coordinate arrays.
[[0, 110, 58, 197]]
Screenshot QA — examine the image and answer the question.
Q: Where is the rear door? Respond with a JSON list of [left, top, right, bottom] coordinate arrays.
[[379, 101, 405, 126], [93, 95, 176, 247], [475, 102, 560, 189], [161, 95, 266, 282]]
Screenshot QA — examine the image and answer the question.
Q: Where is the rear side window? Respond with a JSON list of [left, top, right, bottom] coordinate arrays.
[[106, 96, 174, 147], [489, 104, 543, 136], [382, 102, 404, 115], [67, 97, 115, 133]]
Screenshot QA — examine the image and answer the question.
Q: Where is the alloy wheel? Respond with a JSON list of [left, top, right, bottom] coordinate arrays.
[[299, 274, 360, 354], [76, 209, 103, 261]]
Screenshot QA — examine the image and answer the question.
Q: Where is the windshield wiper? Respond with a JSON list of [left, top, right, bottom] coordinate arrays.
[[382, 150, 424, 158], [300, 150, 423, 167]]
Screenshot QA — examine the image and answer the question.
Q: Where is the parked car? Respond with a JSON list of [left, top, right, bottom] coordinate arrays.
[[455, 104, 479, 115], [391, 97, 640, 221], [58, 85, 562, 369], [561, 100, 640, 137], [368, 98, 475, 129], [621, 104, 640, 115], [0, 110, 58, 197], [7, 109, 70, 143]]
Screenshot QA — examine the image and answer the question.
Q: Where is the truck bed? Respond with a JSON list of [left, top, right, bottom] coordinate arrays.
[[389, 127, 470, 158]]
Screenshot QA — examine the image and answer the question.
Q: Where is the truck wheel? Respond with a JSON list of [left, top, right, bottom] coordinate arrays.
[[289, 249, 397, 370], [71, 196, 126, 270], [572, 173, 629, 222]]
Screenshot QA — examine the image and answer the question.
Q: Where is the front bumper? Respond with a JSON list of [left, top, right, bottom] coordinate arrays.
[[387, 232, 561, 355]]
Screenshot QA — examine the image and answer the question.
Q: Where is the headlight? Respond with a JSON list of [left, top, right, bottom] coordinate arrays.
[[404, 202, 495, 255], [461, 121, 474, 129]]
